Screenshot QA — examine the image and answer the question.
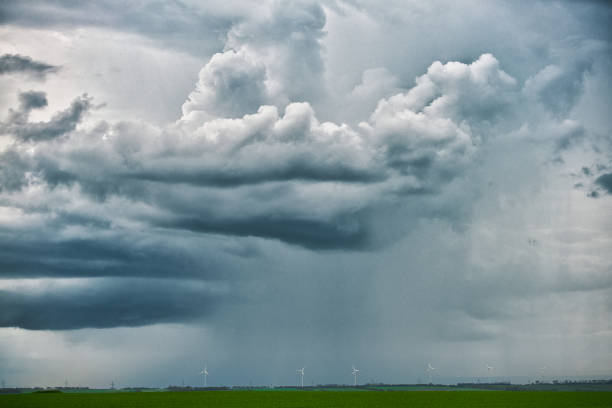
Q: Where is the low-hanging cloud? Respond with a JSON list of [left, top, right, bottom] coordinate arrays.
[[1, 91, 92, 142], [0, 53, 58, 78], [595, 173, 612, 194], [0, 278, 227, 330]]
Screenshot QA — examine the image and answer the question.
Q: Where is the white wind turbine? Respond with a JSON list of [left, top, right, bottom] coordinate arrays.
[[426, 363, 435, 384], [486, 364, 493, 383], [296, 367, 305, 388], [351, 365, 359, 386], [200, 363, 209, 387], [539, 366, 547, 383]]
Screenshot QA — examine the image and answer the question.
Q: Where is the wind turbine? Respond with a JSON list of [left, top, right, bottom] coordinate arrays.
[[296, 367, 305, 388], [486, 364, 493, 383], [200, 363, 209, 387], [426, 363, 435, 384], [539, 366, 547, 383], [351, 366, 359, 386]]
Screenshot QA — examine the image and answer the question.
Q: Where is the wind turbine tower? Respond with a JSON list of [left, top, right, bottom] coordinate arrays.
[[200, 363, 209, 387], [539, 366, 547, 383], [296, 367, 305, 388], [486, 364, 493, 383], [426, 363, 435, 384], [351, 366, 359, 386]]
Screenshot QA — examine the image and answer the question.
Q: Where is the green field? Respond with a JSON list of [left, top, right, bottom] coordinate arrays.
[[1, 390, 611, 408]]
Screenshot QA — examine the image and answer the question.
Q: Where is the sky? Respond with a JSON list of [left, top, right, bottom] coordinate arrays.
[[0, 0, 611, 388]]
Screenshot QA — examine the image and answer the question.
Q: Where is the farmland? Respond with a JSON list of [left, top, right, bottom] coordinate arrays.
[[1, 390, 611, 408]]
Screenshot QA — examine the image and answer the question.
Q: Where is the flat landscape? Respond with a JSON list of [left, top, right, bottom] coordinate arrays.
[[2, 390, 612, 408]]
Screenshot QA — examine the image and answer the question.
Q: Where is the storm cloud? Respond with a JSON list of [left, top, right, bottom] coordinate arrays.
[[595, 173, 612, 194], [0, 53, 523, 251], [0, 0, 611, 388], [1, 92, 92, 141], [0, 278, 227, 330], [0, 54, 58, 77]]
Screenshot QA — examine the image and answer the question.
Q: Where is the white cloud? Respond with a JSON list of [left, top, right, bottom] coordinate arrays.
[[182, 50, 269, 122]]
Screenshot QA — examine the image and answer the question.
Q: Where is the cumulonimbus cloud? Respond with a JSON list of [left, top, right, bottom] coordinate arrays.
[[1, 54, 520, 250], [0, 11, 605, 331]]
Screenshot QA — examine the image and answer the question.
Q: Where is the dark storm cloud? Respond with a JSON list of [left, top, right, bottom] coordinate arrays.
[[523, 40, 602, 121], [0, 54, 58, 77], [541, 60, 592, 117], [18, 90, 48, 110], [0, 0, 610, 340], [595, 173, 612, 194], [0, 0, 234, 56], [0, 237, 203, 279], [129, 158, 384, 187], [158, 212, 371, 250], [0, 149, 29, 192], [128, 169, 379, 188], [1, 92, 92, 141], [0, 278, 226, 330]]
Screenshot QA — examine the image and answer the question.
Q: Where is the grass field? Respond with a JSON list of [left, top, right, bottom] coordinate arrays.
[[1, 390, 611, 408]]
